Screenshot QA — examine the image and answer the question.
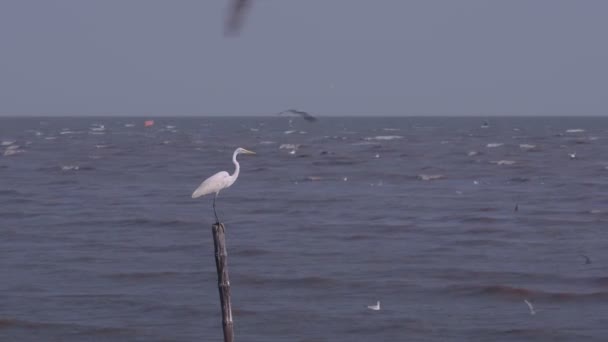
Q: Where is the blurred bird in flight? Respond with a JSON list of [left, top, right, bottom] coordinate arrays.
[[225, 0, 252, 36]]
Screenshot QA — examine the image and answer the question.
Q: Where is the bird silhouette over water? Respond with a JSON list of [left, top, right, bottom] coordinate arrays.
[[277, 109, 318, 122]]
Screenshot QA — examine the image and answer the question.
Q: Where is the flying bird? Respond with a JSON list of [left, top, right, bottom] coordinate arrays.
[[524, 299, 536, 315], [192, 147, 256, 223], [225, 0, 252, 36], [277, 109, 318, 122], [367, 301, 381, 311]]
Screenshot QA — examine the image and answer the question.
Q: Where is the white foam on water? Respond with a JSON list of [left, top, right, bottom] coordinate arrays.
[[418, 174, 445, 181], [486, 143, 503, 148], [61, 165, 80, 171], [491, 160, 516, 165], [367, 301, 381, 311], [279, 144, 299, 150], [364, 135, 403, 141], [3, 148, 25, 156], [519, 144, 536, 150]]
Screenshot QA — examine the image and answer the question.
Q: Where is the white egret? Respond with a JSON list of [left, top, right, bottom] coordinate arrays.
[[192, 147, 256, 223]]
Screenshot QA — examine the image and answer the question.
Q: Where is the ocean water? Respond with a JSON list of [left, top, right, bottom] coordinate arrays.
[[1, 116, 607, 341]]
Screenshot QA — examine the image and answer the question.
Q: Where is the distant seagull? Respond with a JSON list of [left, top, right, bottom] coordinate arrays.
[[569, 153, 577, 159], [367, 301, 381, 311], [277, 109, 318, 122], [580, 254, 592, 265], [524, 299, 536, 315], [224, 0, 252, 36]]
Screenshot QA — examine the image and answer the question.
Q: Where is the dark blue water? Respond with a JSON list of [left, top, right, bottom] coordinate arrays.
[[1, 117, 607, 341]]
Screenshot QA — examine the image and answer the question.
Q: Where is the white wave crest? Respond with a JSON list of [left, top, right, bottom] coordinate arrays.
[[486, 143, 503, 148], [418, 174, 445, 181], [491, 160, 516, 165], [364, 135, 403, 141], [61, 165, 80, 171]]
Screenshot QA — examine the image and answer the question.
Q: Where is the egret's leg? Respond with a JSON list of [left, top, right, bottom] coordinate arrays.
[[213, 193, 219, 223]]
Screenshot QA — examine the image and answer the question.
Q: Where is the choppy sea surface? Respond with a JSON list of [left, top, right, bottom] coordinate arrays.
[[1, 116, 607, 341]]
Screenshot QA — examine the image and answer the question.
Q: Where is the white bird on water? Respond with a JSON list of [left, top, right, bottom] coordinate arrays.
[[191, 147, 256, 223], [367, 301, 381, 311]]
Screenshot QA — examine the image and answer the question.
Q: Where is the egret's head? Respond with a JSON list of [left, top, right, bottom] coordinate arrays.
[[236, 147, 256, 155]]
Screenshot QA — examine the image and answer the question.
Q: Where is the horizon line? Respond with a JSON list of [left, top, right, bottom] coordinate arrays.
[[0, 114, 606, 118]]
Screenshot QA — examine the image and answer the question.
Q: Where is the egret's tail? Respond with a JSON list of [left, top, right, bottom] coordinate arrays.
[[192, 189, 204, 198]]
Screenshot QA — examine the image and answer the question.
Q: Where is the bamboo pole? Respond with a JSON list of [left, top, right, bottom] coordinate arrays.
[[212, 222, 234, 342]]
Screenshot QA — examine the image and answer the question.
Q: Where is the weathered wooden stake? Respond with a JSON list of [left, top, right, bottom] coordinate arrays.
[[212, 222, 234, 342]]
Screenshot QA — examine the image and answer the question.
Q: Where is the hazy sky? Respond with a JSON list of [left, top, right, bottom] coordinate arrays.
[[1, 0, 607, 116]]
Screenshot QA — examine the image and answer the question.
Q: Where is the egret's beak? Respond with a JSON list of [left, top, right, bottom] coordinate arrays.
[[242, 149, 256, 155]]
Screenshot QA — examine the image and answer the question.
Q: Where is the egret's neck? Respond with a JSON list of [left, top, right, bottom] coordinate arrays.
[[231, 150, 240, 179]]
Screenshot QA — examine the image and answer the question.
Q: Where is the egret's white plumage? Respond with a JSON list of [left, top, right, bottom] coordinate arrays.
[[192, 170, 232, 199], [192, 147, 255, 222]]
